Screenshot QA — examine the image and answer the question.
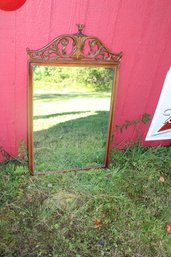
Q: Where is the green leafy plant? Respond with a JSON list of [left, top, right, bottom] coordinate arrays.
[[116, 112, 151, 133], [18, 140, 28, 161], [0, 140, 28, 171]]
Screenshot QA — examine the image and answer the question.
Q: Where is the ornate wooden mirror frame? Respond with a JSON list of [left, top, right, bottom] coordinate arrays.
[[27, 24, 122, 175]]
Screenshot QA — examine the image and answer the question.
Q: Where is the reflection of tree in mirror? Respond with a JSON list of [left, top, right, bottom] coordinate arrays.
[[34, 66, 114, 92]]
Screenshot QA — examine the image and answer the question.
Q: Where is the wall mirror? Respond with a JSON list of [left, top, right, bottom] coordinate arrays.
[[27, 24, 122, 175]]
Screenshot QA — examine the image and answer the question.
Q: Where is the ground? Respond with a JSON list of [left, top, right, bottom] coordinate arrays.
[[0, 145, 171, 257]]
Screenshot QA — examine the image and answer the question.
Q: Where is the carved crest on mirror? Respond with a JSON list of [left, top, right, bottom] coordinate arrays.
[[27, 24, 122, 63]]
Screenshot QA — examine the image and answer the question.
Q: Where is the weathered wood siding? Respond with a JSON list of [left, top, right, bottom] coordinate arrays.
[[0, 0, 171, 155]]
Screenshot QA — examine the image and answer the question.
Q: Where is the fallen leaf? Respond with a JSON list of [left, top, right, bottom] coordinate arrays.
[[106, 173, 112, 178], [95, 219, 102, 225], [165, 223, 171, 234], [159, 176, 165, 182], [27, 196, 33, 203]]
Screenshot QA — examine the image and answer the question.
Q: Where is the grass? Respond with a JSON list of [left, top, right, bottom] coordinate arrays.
[[33, 89, 111, 172], [0, 145, 171, 257]]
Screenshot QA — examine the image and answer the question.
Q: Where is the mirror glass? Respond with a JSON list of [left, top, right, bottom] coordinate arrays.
[[33, 66, 114, 172]]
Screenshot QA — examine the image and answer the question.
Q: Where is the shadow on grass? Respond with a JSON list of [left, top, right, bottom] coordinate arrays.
[[33, 111, 109, 171], [33, 91, 110, 102], [34, 111, 91, 120]]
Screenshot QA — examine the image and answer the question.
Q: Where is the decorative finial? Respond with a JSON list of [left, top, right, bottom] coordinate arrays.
[[76, 24, 85, 35]]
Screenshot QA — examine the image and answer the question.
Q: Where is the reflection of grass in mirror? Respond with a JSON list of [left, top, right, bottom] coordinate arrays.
[[34, 89, 111, 102], [33, 66, 113, 171], [33, 90, 110, 171], [34, 90, 110, 131]]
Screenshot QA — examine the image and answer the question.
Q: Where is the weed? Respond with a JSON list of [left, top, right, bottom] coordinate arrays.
[[0, 141, 28, 172], [115, 113, 151, 133]]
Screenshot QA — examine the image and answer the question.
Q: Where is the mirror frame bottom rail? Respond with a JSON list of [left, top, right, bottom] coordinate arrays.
[[27, 24, 122, 176]]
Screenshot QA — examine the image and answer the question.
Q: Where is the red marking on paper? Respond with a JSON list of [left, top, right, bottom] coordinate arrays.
[[158, 117, 171, 132]]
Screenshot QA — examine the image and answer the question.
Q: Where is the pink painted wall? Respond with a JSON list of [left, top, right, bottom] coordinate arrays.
[[0, 0, 171, 156]]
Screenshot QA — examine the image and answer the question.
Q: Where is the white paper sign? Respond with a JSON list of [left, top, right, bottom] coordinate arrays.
[[146, 67, 171, 141]]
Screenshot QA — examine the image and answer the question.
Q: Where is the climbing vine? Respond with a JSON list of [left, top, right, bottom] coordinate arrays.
[[116, 113, 151, 133]]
